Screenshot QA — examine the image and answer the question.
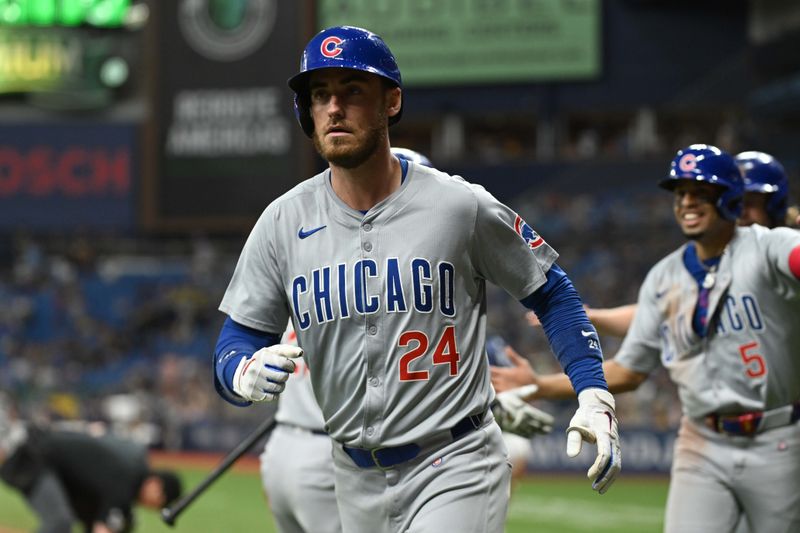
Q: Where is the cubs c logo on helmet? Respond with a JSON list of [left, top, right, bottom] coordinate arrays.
[[678, 153, 697, 172], [514, 215, 544, 249], [320, 36, 344, 58]]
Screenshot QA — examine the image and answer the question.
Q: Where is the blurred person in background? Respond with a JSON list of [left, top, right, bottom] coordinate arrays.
[[493, 144, 800, 533], [0, 411, 182, 533], [495, 150, 799, 343]]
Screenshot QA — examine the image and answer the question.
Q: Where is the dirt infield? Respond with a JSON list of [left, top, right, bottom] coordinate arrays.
[[149, 450, 261, 473]]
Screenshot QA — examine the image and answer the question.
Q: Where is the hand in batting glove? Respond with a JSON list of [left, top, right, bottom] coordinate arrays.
[[566, 388, 621, 494], [492, 384, 554, 438], [232, 344, 304, 402]]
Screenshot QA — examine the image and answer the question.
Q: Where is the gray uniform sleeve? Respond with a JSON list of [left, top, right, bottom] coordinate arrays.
[[612, 265, 664, 375], [468, 185, 558, 299], [764, 227, 800, 299], [219, 204, 291, 333]]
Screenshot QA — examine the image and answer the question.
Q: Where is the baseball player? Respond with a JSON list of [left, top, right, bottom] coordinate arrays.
[[259, 322, 339, 533], [735, 151, 793, 228], [0, 424, 181, 533], [257, 147, 415, 533], [212, 25, 620, 532], [499, 149, 797, 343], [258, 147, 556, 533], [496, 144, 800, 533]]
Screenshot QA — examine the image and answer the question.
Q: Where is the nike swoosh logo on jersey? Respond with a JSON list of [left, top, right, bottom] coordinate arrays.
[[298, 225, 327, 239], [581, 330, 595, 337]]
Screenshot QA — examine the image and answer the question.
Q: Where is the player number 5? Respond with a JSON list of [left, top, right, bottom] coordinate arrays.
[[738, 341, 766, 378], [398, 326, 460, 381]]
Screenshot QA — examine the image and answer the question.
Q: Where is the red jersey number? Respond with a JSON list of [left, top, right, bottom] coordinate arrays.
[[739, 341, 767, 378], [398, 326, 461, 381]]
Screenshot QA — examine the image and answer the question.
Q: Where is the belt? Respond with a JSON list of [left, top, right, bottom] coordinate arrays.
[[342, 410, 488, 470], [277, 422, 328, 436], [704, 401, 800, 437]]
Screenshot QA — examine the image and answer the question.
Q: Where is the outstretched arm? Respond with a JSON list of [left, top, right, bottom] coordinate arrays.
[[584, 304, 638, 338], [527, 304, 638, 339], [492, 348, 648, 400]]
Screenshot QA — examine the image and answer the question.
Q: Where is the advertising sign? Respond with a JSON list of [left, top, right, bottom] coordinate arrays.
[[0, 122, 137, 230], [318, 0, 601, 85], [148, 0, 309, 231]]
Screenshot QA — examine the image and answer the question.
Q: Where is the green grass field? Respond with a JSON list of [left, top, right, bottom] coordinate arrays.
[[0, 467, 668, 533]]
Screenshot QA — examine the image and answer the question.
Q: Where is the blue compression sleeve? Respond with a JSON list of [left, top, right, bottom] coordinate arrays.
[[213, 317, 281, 406], [520, 264, 607, 394]]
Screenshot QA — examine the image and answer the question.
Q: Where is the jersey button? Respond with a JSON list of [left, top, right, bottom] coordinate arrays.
[[366, 426, 374, 436], [368, 377, 380, 387], [363, 223, 372, 231], [363, 242, 373, 252], [368, 325, 377, 335]]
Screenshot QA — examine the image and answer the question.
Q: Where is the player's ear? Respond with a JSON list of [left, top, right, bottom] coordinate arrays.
[[386, 87, 402, 120]]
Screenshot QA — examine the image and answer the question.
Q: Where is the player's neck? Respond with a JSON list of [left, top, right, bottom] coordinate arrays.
[[330, 150, 401, 211], [694, 224, 735, 261]]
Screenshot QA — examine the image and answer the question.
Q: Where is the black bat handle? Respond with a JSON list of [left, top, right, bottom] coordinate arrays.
[[160, 416, 277, 527]]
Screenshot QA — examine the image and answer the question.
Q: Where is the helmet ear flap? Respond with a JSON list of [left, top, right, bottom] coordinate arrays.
[[719, 190, 743, 221], [293, 93, 314, 138]]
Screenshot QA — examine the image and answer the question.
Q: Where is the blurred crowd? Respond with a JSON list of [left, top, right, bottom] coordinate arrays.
[[0, 182, 687, 452]]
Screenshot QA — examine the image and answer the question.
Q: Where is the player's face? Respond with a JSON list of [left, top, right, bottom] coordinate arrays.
[[308, 69, 400, 169], [138, 477, 166, 508], [738, 192, 771, 227], [672, 181, 728, 240]]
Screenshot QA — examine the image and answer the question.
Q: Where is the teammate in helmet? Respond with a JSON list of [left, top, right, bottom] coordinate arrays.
[[493, 144, 800, 532], [390, 147, 433, 168], [735, 151, 790, 228], [495, 148, 797, 343]]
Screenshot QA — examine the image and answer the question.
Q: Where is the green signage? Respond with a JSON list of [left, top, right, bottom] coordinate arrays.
[[318, 0, 600, 86], [0, 0, 131, 28]]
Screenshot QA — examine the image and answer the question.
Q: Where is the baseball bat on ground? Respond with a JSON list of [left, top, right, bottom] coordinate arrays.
[[161, 415, 278, 527]]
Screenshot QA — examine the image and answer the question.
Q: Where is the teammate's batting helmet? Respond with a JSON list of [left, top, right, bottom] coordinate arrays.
[[660, 144, 744, 221], [734, 151, 789, 224], [391, 147, 433, 168], [288, 26, 402, 137]]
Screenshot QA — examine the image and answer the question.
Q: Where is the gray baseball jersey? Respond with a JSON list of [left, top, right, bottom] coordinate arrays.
[[220, 163, 557, 447], [615, 224, 800, 417], [615, 224, 800, 532]]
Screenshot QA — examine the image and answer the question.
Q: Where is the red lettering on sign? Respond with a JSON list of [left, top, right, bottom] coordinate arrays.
[[0, 146, 130, 197]]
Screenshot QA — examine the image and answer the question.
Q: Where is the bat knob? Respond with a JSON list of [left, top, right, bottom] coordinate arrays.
[[161, 507, 176, 527]]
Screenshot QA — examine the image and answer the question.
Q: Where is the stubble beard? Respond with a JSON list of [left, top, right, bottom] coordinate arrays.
[[313, 111, 388, 169]]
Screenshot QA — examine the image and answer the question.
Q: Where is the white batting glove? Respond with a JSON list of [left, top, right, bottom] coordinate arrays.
[[566, 388, 622, 494], [232, 344, 304, 402], [492, 384, 554, 438]]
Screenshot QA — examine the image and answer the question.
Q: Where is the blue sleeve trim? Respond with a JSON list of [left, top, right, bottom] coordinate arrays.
[[213, 317, 281, 406], [520, 264, 607, 394]]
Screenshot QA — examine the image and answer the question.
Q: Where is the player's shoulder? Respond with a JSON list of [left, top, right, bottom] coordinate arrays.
[[412, 166, 497, 208], [734, 223, 798, 244], [259, 172, 326, 218]]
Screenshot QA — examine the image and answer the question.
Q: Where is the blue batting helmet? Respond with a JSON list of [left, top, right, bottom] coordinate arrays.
[[734, 151, 789, 223], [288, 26, 402, 137], [391, 147, 433, 168], [660, 144, 744, 221]]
